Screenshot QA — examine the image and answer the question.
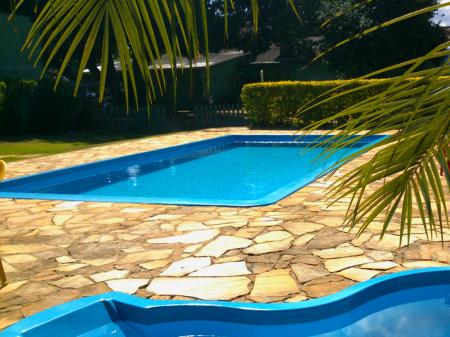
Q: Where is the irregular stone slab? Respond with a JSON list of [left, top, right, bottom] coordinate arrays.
[[184, 244, 202, 254], [367, 250, 394, 261], [160, 223, 175, 231], [147, 277, 250, 300], [117, 234, 140, 241], [94, 218, 125, 225], [53, 215, 72, 226], [361, 261, 398, 270], [290, 254, 321, 266], [285, 294, 308, 302], [120, 249, 173, 264], [254, 231, 292, 243], [338, 267, 380, 282], [402, 260, 448, 268], [365, 234, 418, 251], [177, 222, 208, 231], [244, 238, 293, 255], [161, 257, 211, 277], [148, 214, 184, 220], [120, 208, 146, 214], [351, 233, 373, 246], [0, 311, 22, 330], [56, 256, 77, 264], [250, 269, 299, 302], [21, 289, 81, 317], [307, 230, 353, 249], [196, 236, 252, 258], [90, 269, 130, 283], [205, 219, 248, 228], [86, 202, 112, 208], [98, 235, 114, 243], [190, 261, 251, 277], [247, 253, 280, 264], [430, 248, 450, 262], [0, 244, 55, 254], [139, 259, 170, 271], [50, 275, 93, 289], [293, 234, 315, 246], [0, 281, 27, 295], [303, 275, 354, 298], [3, 254, 37, 264], [324, 255, 373, 272], [234, 227, 264, 239], [401, 244, 434, 261], [249, 219, 283, 227], [122, 246, 146, 254], [282, 222, 324, 236], [51, 201, 82, 210], [57, 263, 88, 272], [291, 263, 329, 283], [106, 279, 149, 294], [313, 217, 345, 228], [18, 282, 59, 298], [147, 229, 219, 244], [81, 258, 117, 267], [251, 263, 273, 274], [313, 246, 364, 259]]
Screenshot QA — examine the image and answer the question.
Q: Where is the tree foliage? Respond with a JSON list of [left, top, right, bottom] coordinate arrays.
[[318, 0, 448, 77]]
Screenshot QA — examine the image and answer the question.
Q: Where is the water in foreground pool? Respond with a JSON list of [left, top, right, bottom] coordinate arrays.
[[76, 284, 450, 337], [33, 142, 361, 204]]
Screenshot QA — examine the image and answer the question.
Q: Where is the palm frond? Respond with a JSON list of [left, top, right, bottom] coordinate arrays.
[[10, 0, 219, 108], [300, 48, 450, 241]]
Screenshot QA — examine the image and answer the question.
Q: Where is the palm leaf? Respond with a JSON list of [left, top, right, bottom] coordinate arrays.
[[300, 55, 450, 241], [10, 0, 223, 108]]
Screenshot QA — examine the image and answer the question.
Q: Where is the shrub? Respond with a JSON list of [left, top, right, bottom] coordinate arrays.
[[241, 79, 392, 127], [0, 78, 89, 134]]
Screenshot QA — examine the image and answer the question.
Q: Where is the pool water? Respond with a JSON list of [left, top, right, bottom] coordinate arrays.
[[0, 135, 385, 206], [34, 143, 356, 202]]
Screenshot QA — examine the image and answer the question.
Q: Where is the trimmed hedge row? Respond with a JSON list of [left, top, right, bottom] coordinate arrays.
[[241, 79, 391, 127], [0, 78, 91, 134]]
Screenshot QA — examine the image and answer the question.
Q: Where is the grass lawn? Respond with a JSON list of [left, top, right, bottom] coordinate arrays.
[[0, 133, 148, 162]]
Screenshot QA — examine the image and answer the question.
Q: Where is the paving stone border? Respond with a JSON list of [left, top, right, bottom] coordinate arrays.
[[0, 127, 449, 330]]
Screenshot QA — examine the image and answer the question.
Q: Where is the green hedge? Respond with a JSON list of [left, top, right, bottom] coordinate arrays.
[[241, 79, 391, 127], [0, 78, 92, 134]]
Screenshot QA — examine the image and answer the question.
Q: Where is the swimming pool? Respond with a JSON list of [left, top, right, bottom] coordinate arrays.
[[0, 135, 384, 206], [1, 268, 449, 337]]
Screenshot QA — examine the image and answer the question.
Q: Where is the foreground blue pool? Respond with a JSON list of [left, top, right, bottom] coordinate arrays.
[[1, 268, 449, 337], [0, 135, 384, 206]]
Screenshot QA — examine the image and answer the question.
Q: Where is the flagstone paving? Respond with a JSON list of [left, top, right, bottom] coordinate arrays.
[[0, 127, 449, 329]]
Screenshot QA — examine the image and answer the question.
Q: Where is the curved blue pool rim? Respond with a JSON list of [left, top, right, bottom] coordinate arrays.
[[1, 267, 450, 336]]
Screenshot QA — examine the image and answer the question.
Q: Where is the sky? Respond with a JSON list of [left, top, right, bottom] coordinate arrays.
[[433, 0, 450, 26]]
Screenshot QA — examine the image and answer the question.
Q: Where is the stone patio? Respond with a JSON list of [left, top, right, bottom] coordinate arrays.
[[0, 127, 449, 330]]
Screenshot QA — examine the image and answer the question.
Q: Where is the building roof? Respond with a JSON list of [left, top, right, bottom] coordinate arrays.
[[84, 50, 247, 73], [251, 45, 281, 64], [151, 50, 247, 69]]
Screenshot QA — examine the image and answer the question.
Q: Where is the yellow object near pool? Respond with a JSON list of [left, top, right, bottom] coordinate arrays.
[[0, 160, 5, 181]]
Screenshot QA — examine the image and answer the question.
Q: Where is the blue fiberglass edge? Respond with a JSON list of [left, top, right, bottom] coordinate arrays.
[[0, 134, 386, 207], [1, 267, 449, 337]]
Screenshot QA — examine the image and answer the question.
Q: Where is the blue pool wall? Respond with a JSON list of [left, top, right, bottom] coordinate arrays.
[[1, 267, 449, 337]]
